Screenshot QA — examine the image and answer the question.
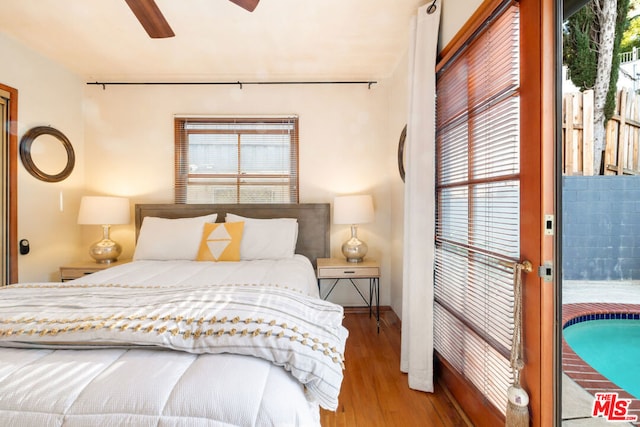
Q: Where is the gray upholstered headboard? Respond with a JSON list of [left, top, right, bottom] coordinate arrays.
[[135, 203, 330, 267]]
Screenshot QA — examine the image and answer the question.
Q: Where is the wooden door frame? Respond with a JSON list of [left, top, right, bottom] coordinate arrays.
[[434, 0, 557, 425], [520, 0, 556, 425], [1, 83, 18, 285]]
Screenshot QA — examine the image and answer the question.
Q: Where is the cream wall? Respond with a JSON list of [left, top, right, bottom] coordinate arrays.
[[83, 82, 394, 306], [439, 0, 483, 50], [0, 32, 86, 283]]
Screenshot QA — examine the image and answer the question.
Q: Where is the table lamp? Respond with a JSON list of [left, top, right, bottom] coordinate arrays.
[[77, 196, 130, 263], [333, 194, 374, 263]]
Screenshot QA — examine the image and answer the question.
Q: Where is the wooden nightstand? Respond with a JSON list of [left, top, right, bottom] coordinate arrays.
[[59, 259, 130, 282], [316, 257, 380, 331]]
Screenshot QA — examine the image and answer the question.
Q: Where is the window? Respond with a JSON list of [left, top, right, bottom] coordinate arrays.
[[175, 116, 299, 204], [433, 1, 520, 417]]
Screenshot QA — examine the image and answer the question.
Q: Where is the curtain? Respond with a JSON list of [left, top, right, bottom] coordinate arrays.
[[400, 0, 441, 392]]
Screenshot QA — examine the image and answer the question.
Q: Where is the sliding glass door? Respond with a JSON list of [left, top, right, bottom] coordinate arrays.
[[433, 0, 556, 425]]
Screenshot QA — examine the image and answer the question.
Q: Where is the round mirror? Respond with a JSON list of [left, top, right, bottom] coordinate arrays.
[[19, 126, 75, 182]]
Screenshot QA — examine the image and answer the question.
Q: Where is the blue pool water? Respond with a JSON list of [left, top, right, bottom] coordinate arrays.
[[563, 319, 640, 399]]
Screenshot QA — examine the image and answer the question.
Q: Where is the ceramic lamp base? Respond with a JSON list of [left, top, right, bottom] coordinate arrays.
[[89, 238, 122, 264], [89, 224, 121, 264], [341, 225, 368, 263]]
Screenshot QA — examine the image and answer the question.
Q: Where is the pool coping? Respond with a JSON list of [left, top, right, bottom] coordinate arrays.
[[562, 303, 640, 425]]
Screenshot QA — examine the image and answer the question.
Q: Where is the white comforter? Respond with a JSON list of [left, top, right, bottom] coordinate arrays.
[[74, 256, 321, 297], [0, 257, 346, 426], [0, 348, 320, 426]]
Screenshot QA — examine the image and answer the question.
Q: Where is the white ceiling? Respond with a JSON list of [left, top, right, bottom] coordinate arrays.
[[0, 0, 425, 82]]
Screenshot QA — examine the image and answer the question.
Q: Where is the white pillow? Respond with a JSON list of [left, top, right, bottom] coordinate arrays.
[[133, 214, 218, 260], [225, 213, 298, 260]]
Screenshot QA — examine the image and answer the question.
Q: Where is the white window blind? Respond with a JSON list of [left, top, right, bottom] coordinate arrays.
[[175, 117, 299, 204], [434, 1, 520, 416]]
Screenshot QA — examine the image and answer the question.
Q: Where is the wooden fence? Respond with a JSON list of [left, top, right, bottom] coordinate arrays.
[[562, 89, 640, 175]]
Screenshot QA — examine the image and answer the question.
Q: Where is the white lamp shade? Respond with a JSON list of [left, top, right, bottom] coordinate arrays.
[[77, 196, 130, 225], [333, 195, 374, 225]]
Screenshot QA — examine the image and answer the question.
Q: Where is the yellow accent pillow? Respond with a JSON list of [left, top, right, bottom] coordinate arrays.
[[196, 222, 244, 262]]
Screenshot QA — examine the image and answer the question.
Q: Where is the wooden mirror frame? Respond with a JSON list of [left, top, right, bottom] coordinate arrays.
[[19, 126, 75, 182], [397, 124, 407, 182]]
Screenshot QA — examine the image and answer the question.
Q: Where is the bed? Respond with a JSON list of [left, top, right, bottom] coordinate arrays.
[[0, 203, 347, 426]]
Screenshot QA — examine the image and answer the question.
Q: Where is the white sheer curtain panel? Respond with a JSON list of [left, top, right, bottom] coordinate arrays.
[[400, 0, 441, 392]]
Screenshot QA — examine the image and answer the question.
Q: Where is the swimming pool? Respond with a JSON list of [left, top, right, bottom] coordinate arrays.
[[563, 317, 640, 399]]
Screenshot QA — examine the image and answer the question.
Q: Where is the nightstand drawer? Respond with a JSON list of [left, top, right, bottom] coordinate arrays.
[[316, 258, 380, 279], [60, 267, 102, 281], [317, 267, 379, 279]]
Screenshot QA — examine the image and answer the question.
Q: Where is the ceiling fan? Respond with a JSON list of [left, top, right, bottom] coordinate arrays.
[[124, 0, 260, 39]]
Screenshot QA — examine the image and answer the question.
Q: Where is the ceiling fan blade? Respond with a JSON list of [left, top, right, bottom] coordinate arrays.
[[125, 0, 175, 38], [228, 0, 260, 12]]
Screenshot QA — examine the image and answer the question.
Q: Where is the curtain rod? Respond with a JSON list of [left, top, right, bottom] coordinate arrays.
[[87, 80, 377, 90]]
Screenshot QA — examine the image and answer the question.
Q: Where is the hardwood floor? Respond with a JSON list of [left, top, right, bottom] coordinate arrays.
[[320, 309, 470, 427]]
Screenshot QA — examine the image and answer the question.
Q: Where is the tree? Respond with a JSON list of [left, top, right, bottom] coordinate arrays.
[[564, 0, 630, 173], [620, 0, 640, 52]]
